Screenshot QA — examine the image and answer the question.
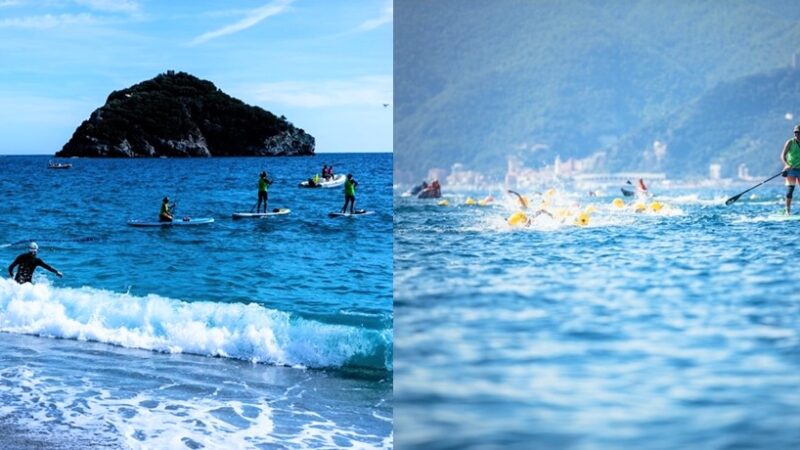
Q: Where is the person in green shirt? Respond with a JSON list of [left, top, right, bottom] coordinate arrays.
[[341, 174, 358, 214], [159, 197, 174, 222], [781, 124, 800, 214], [257, 171, 273, 213]]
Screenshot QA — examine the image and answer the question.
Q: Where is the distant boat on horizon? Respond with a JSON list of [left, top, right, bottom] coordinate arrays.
[[48, 160, 72, 169]]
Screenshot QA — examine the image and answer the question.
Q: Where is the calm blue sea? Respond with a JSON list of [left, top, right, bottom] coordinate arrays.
[[394, 185, 800, 450], [0, 154, 392, 449]]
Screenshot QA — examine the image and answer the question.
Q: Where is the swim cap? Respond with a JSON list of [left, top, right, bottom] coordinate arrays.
[[794, 124, 800, 133], [29, 242, 38, 251]]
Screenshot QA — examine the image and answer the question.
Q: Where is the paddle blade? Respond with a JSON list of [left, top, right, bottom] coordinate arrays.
[[725, 195, 741, 206]]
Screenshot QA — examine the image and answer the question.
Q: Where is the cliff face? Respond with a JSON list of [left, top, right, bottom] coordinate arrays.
[[56, 71, 315, 157]]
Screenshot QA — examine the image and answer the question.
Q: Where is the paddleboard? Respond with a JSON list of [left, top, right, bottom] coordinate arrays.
[[298, 174, 346, 188], [328, 210, 374, 218], [127, 217, 215, 227], [767, 213, 800, 221], [232, 208, 291, 219]]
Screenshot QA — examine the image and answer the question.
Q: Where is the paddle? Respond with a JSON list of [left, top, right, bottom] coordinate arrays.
[[725, 170, 786, 206]]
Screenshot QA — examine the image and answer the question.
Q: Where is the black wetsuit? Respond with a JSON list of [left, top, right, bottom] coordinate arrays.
[[8, 252, 57, 284]]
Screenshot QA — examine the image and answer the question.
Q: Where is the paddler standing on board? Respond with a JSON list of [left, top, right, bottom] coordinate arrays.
[[257, 171, 272, 213], [7, 242, 62, 284], [341, 174, 358, 214], [781, 124, 800, 214]]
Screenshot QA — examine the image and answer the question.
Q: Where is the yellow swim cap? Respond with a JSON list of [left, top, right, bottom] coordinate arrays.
[[650, 201, 662, 212], [575, 212, 590, 227], [584, 205, 597, 214], [437, 199, 449, 206], [465, 197, 476, 205], [508, 211, 529, 227], [633, 201, 646, 212], [545, 188, 557, 197], [612, 198, 624, 208]]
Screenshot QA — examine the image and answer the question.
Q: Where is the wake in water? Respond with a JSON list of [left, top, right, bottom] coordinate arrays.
[[0, 278, 391, 371]]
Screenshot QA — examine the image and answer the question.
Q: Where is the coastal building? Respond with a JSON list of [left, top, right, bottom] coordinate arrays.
[[709, 163, 721, 180], [737, 163, 751, 180]]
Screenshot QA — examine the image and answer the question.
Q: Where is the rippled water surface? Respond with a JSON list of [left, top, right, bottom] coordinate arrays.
[[0, 154, 392, 448], [394, 188, 800, 449]]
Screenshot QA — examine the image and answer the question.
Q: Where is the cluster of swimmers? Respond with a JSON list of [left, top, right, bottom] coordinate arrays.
[[409, 178, 665, 228], [504, 186, 664, 228]]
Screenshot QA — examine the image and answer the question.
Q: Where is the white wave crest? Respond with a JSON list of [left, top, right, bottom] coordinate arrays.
[[0, 278, 391, 370]]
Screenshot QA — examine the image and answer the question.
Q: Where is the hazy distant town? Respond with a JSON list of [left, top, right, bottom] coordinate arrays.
[[419, 154, 769, 192]]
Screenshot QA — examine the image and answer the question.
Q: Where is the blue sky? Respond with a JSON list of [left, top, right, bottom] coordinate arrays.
[[0, 0, 392, 154]]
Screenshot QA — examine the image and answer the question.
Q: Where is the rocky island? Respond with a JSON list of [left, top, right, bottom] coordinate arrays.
[[56, 71, 314, 157]]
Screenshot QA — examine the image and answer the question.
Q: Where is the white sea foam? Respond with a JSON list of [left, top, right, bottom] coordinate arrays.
[[0, 278, 391, 370], [0, 365, 390, 450]]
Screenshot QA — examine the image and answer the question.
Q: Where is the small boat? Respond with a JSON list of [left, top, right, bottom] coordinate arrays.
[[48, 160, 72, 169], [298, 173, 346, 188]]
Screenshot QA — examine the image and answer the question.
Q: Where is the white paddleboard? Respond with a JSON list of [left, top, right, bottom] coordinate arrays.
[[328, 210, 374, 218], [232, 208, 291, 219], [127, 217, 215, 227], [767, 213, 800, 221]]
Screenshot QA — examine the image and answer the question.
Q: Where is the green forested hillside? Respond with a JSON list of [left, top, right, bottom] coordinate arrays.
[[607, 67, 800, 177], [395, 0, 800, 182]]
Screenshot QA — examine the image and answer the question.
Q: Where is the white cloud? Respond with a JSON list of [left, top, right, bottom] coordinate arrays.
[[190, 0, 294, 45], [355, 1, 392, 32], [0, 13, 96, 28], [244, 76, 393, 108], [74, 0, 139, 13]]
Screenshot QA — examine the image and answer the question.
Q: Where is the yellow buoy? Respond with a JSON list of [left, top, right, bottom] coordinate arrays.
[[507, 211, 529, 227], [465, 197, 477, 206], [437, 199, 449, 206], [575, 212, 590, 227], [612, 198, 624, 208], [649, 201, 662, 212], [633, 201, 646, 212]]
